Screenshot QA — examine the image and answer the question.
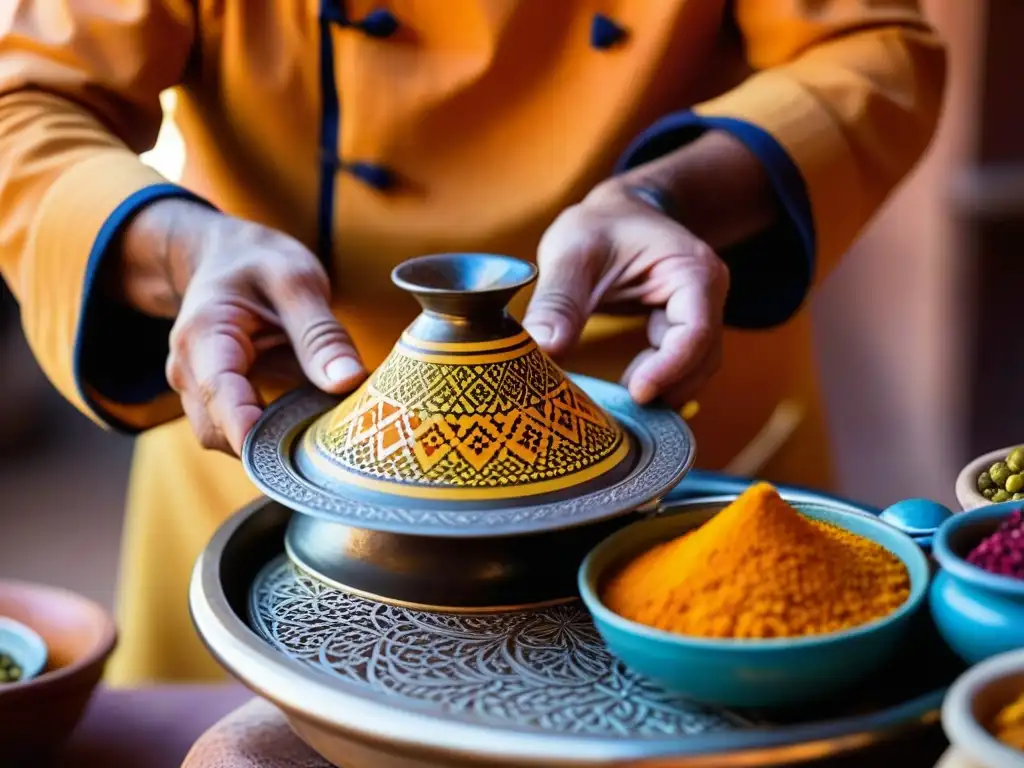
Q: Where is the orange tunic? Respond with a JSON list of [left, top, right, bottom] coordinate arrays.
[[0, 1, 946, 684]]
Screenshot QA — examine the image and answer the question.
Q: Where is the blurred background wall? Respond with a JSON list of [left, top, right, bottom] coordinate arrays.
[[814, 0, 977, 508], [0, 0, 984, 607]]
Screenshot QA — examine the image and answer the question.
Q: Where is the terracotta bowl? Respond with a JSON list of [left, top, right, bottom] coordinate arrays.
[[0, 580, 117, 764], [955, 446, 1020, 511]]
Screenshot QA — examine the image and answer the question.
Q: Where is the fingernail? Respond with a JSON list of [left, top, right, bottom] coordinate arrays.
[[325, 357, 363, 385], [528, 323, 554, 345]]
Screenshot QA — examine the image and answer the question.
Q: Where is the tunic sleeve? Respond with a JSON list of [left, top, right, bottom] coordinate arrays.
[[0, 1, 206, 431], [617, 0, 947, 329]]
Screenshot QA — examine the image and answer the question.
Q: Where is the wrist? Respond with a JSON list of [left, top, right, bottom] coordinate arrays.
[[614, 129, 779, 250], [109, 198, 215, 319]]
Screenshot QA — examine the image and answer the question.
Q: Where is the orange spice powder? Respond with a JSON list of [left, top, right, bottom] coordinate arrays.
[[602, 483, 910, 639], [994, 692, 1024, 751]]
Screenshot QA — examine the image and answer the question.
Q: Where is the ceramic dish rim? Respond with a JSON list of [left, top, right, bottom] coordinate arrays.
[[190, 496, 953, 767], [932, 502, 1024, 597], [578, 499, 930, 651], [0, 616, 47, 681], [241, 375, 696, 538], [0, 579, 117, 693], [941, 647, 1024, 768], [955, 446, 1016, 511]]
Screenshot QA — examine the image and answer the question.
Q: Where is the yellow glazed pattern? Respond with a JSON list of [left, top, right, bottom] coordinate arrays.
[[305, 330, 630, 500]]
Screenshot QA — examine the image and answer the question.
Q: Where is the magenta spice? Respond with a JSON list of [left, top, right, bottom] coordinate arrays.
[[966, 509, 1024, 579]]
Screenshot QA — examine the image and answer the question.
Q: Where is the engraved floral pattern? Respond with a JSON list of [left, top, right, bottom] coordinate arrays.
[[250, 558, 746, 738]]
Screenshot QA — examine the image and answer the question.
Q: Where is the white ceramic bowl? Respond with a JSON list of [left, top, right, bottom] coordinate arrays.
[[942, 648, 1024, 768], [0, 616, 47, 683], [956, 446, 1023, 512]]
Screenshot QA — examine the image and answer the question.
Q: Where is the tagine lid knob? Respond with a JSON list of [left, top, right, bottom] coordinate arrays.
[[242, 253, 695, 537]]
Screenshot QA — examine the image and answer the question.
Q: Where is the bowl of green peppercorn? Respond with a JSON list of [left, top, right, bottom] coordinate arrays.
[[957, 446, 1024, 511]]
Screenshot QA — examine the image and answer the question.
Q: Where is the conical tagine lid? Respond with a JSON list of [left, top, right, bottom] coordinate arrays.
[[242, 253, 694, 537], [304, 259, 630, 504]]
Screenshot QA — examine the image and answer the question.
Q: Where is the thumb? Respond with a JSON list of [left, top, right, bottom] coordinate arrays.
[[268, 268, 367, 393], [523, 238, 605, 357]]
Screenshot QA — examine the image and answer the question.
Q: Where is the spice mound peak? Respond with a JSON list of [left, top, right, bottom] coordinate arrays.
[[603, 483, 910, 639], [301, 253, 633, 503]]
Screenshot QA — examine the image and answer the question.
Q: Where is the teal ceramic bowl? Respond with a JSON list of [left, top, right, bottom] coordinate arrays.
[[930, 501, 1024, 665], [578, 498, 931, 709]]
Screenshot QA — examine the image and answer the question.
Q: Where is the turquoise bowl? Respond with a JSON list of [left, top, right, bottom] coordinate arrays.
[[578, 498, 931, 709], [930, 501, 1024, 665]]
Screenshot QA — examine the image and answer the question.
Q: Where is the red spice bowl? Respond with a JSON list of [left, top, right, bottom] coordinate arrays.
[[578, 497, 930, 709], [930, 502, 1024, 666], [0, 580, 117, 764]]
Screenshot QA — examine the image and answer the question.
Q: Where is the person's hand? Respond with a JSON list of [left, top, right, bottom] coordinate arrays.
[[523, 180, 729, 409], [118, 199, 367, 454]]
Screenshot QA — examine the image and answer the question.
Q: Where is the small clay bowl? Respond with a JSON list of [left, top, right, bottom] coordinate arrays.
[[955, 446, 1021, 512], [930, 503, 1024, 665], [578, 498, 929, 709], [0, 580, 117, 764], [941, 647, 1024, 768]]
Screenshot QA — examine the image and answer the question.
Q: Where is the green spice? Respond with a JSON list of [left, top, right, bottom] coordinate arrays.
[[0, 652, 22, 684], [991, 462, 1012, 488], [1008, 447, 1024, 473], [977, 448, 1024, 502]]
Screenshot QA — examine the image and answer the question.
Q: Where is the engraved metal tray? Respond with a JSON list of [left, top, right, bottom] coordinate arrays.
[[190, 497, 963, 768]]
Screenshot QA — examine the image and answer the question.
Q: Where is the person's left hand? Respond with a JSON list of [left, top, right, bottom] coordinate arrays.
[[523, 180, 729, 409]]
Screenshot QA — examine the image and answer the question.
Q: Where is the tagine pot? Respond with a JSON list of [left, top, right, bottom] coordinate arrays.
[[241, 253, 695, 611]]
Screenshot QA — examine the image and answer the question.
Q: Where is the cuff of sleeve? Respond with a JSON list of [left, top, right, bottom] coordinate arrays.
[[616, 110, 816, 329], [22, 150, 195, 432], [77, 183, 215, 433]]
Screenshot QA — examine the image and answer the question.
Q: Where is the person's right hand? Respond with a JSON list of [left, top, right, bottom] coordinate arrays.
[[117, 199, 366, 455]]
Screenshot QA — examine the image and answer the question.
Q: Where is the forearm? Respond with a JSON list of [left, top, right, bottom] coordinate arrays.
[[614, 130, 781, 251]]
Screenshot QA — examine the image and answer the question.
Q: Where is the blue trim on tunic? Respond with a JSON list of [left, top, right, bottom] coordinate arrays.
[[74, 184, 211, 433], [590, 14, 627, 49], [617, 111, 816, 330], [355, 8, 399, 38], [317, 0, 344, 267]]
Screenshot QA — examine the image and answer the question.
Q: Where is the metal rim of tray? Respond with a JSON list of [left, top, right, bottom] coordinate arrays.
[[240, 375, 695, 537], [190, 495, 950, 767]]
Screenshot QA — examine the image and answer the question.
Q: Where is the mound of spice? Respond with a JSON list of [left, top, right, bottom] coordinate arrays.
[[993, 691, 1024, 751], [977, 446, 1024, 502], [602, 483, 911, 639], [966, 509, 1024, 579]]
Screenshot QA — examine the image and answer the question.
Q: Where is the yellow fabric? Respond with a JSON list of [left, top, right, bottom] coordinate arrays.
[[0, 0, 946, 686]]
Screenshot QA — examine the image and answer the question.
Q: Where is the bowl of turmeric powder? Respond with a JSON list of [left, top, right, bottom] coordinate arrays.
[[578, 483, 930, 709], [941, 647, 1024, 767]]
